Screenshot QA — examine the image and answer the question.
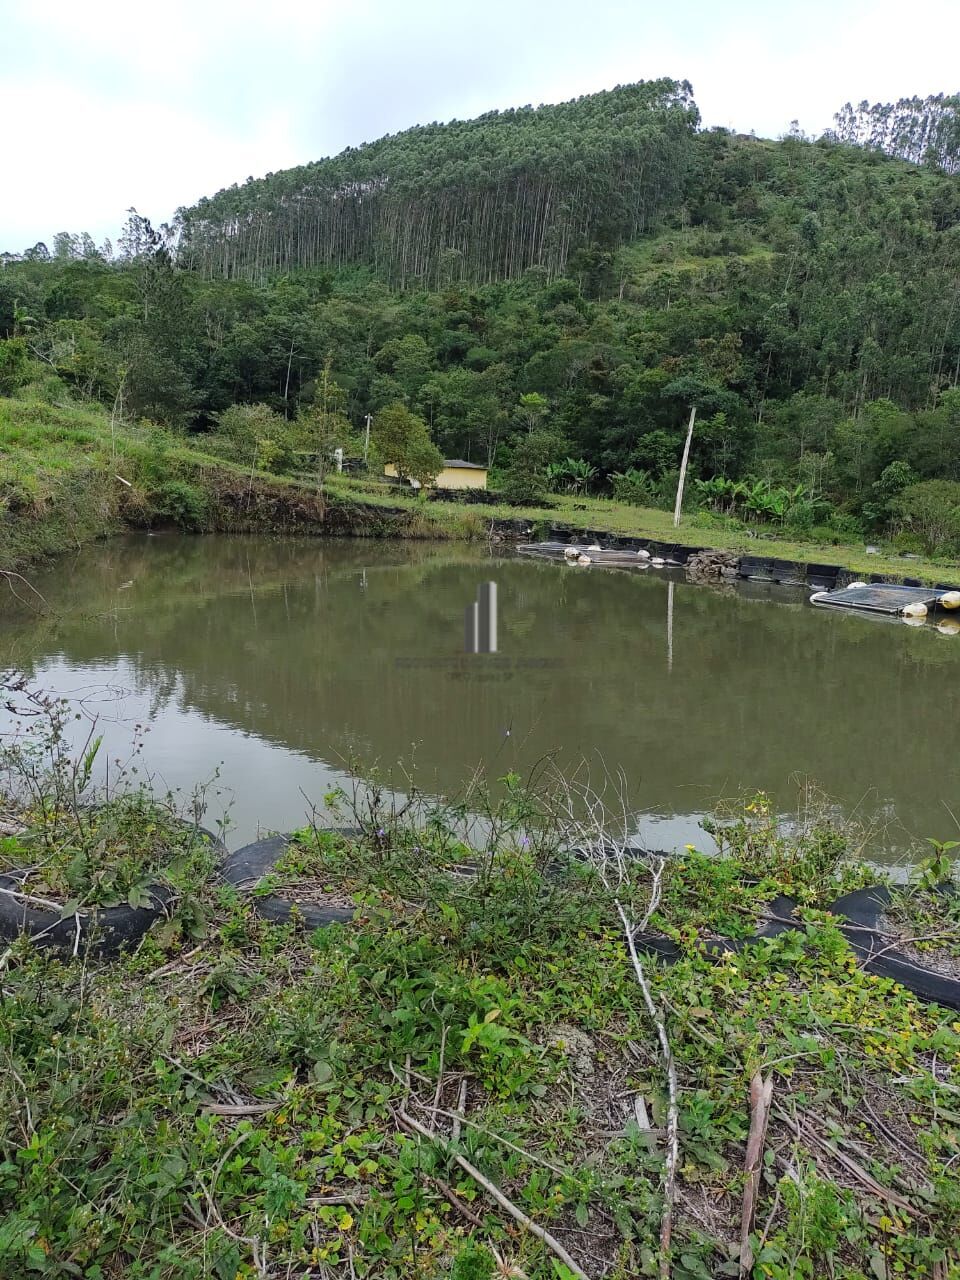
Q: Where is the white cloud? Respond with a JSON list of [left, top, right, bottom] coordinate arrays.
[[1, 73, 302, 247], [2, 0, 958, 250]]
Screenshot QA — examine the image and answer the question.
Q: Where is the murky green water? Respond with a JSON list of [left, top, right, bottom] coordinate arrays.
[[2, 534, 959, 860]]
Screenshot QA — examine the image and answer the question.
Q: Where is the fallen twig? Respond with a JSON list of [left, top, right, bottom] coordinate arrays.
[[387, 1063, 570, 1178], [0, 884, 68, 912], [776, 1107, 917, 1215], [145, 945, 204, 981], [396, 1108, 589, 1280], [633, 1093, 655, 1149], [202, 1101, 278, 1117], [306, 1192, 368, 1207], [425, 1173, 485, 1227], [739, 1071, 774, 1277], [432, 1024, 447, 1114], [549, 764, 680, 1280], [451, 1078, 467, 1145]]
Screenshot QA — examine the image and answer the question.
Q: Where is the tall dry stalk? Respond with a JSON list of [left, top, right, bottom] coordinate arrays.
[[548, 760, 680, 1280]]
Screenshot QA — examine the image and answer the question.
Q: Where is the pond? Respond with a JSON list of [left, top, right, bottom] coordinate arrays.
[[2, 533, 959, 863]]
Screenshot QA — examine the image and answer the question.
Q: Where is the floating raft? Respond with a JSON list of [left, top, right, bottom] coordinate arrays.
[[516, 542, 681, 567], [811, 584, 960, 616]]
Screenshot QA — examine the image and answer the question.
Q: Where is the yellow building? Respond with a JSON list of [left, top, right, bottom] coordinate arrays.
[[384, 459, 488, 490]]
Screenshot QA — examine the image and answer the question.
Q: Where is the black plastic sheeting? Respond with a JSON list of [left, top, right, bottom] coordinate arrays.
[[633, 893, 800, 959], [634, 882, 960, 1011], [829, 884, 960, 1011]]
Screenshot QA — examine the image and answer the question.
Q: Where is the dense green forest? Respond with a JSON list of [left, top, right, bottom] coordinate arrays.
[[3, 79, 960, 552]]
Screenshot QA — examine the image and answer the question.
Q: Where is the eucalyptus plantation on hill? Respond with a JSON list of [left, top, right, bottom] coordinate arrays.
[[177, 80, 699, 286]]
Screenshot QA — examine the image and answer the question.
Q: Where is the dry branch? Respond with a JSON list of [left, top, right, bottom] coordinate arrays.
[[202, 1102, 278, 1117], [739, 1071, 774, 1277], [776, 1106, 917, 1215], [396, 1107, 589, 1280], [549, 761, 680, 1280], [452, 1078, 467, 1145], [616, 898, 679, 1280], [425, 1174, 485, 1227]]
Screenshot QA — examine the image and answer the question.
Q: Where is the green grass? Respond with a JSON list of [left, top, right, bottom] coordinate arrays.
[[1, 784, 958, 1279], [537, 494, 960, 584]]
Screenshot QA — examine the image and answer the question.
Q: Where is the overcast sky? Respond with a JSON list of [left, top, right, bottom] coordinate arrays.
[[3, 0, 958, 252]]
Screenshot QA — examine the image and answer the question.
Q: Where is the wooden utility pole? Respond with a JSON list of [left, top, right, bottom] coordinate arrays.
[[673, 405, 697, 528]]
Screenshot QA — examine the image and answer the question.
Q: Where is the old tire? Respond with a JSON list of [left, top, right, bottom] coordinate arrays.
[[633, 893, 801, 960], [0, 822, 226, 957], [829, 884, 960, 1010], [223, 830, 362, 929]]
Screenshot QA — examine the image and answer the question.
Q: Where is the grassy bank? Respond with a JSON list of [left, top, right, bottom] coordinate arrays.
[[0, 394, 486, 573], [1, 779, 959, 1279], [4, 390, 960, 588]]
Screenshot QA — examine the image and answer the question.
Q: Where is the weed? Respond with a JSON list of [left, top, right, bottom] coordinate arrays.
[[0, 747, 959, 1278]]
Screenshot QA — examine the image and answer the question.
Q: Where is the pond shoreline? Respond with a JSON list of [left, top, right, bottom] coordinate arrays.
[[5, 394, 960, 588], [8, 485, 960, 601]]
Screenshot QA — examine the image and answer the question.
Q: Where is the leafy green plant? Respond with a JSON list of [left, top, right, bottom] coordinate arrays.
[[152, 478, 209, 531], [610, 466, 656, 506], [0, 687, 220, 913], [1, 759, 960, 1279], [891, 479, 960, 554], [915, 838, 960, 890], [700, 791, 862, 901]]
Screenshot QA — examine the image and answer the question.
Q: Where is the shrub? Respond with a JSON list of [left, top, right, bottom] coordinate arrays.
[[0, 338, 31, 394], [373, 401, 443, 486], [13, 373, 71, 404], [500, 428, 568, 504], [891, 479, 960, 554], [610, 466, 657, 506], [153, 479, 209, 531], [825, 510, 864, 539], [861, 459, 916, 531], [216, 402, 300, 472]]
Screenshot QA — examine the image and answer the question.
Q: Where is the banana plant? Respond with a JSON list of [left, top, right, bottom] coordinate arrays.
[[562, 457, 597, 495], [693, 475, 740, 514], [544, 461, 568, 493]]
